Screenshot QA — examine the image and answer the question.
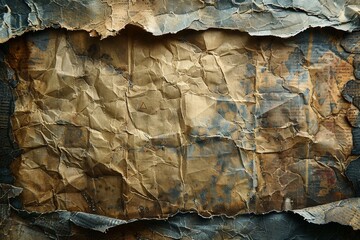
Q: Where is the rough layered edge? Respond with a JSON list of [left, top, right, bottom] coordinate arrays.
[[1, 184, 360, 239], [1, 0, 360, 238], [0, 0, 359, 43]]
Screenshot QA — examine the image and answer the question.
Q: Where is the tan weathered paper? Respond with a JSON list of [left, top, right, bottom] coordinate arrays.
[[7, 28, 357, 220]]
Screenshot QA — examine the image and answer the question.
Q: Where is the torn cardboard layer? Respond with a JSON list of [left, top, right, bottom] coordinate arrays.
[[1, 185, 359, 239], [294, 197, 360, 230], [0, 183, 359, 239], [3, 27, 359, 221], [0, 0, 359, 43]]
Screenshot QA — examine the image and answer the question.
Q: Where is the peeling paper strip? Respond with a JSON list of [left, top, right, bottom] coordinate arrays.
[[2, 206, 360, 239], [294, 198, 360, 230], [0, 0, 359, 43], [1, 184, 358, 238]]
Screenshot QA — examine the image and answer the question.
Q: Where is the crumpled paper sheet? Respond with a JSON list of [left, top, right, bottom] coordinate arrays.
[[0, 0, 359, 43], [1, 1, 360, 236], [0, 183, 128, 238], [6, 27, 358, 221], [0, 182, 359, 239], [294, 197, 360, 230], [0, 184, 359, 239], [2, 205, 359, 239]]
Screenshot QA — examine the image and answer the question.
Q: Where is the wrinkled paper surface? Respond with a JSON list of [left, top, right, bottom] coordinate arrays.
[[1, 0, 360, 238], [0, 0, 359, 43], [7, 28, 358, 220]]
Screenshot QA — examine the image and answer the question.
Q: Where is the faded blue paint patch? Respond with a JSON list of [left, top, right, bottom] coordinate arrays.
[[301, 88, 310, 105], [216, 155, 227, 172], [210, 175, 217, 205], [330, 102, 337, 112], [318, 154, 336, 168], [199, 190, 207, 205], [223, 185, 231, 195], [285, 48, 303, 77], [298, 71, 309, 84], [294, 31, 310, 60], [318, 96, 326, 105], [169, 186, 181, 201], [222, 185, 232, 204], [29, 31, 50, 51], [245, 63, 256, 78]]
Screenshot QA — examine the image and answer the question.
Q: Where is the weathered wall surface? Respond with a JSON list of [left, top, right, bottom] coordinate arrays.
[[0, 0, 360, 239]]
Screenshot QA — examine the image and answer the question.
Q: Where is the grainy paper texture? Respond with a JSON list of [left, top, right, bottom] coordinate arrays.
[[0, 0, 359, 43], [7, 28, 358, 219], [0, 0, 360, 238]]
